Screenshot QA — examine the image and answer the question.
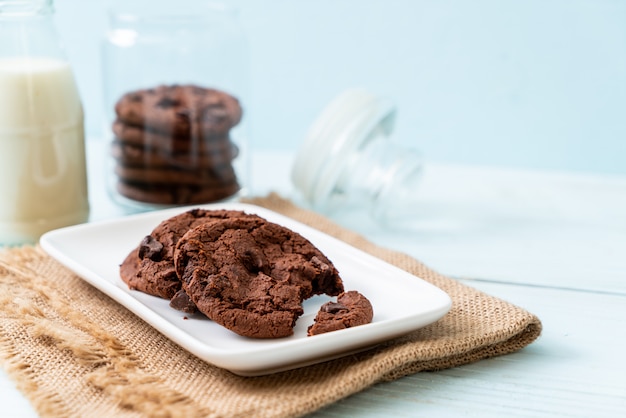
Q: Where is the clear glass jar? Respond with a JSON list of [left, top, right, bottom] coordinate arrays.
[[292, 89, 423, 224], [101, 0, 249, 211], [0, 0, 89, 246]]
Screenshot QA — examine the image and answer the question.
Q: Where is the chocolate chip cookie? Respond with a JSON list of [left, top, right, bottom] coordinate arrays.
[[307, 291, 374, 336], [120, 209, 260, 300], [174, 217, 345, 338], [114, 84, 242, 137], [111, 139, 238, 170], [114, 163, 237, 187], [112, 121, 235, 155], [116, 181, 240, 205]]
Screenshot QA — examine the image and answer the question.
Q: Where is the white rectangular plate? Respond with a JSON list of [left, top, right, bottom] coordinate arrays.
[[40, 203, 451, 376]]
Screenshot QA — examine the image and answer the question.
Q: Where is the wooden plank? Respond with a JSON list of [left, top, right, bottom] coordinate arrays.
[[310, 280, 626, 417], [326, 162, 626, 295]]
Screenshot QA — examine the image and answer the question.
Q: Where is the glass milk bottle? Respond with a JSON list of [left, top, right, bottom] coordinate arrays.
[[0, 0, 89, 246]]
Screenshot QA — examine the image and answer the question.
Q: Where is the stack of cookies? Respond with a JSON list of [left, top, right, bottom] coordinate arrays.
[[111, 84, 242, 205]]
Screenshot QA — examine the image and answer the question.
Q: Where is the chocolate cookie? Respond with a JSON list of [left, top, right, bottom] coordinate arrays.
[[307, 291, 373, 336], [116, 181, 240, 205], [114, 84, 242, 137], [120, 209, 258, 299], [112, 120, 235, 154], [114, 164, 237, 187], [111, 139, 238, 170], [174, 217, 345, 338]]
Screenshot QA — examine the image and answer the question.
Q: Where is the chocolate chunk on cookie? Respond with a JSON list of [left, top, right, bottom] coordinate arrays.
[[174, 217, 345, 338], [114, 84, 242, 137], [307, 291, 373, 336], [119, 209, 259, 299], [169, 289, 199, 314]]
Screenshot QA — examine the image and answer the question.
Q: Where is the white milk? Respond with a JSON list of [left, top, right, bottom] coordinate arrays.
[[0, 57, 89, 245]]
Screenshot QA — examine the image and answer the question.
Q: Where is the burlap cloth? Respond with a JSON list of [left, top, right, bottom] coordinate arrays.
[[0, 194, 541, 418]]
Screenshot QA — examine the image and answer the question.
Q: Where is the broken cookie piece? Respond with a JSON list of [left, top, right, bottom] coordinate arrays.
[[119, 209, 262, 300], [169, 288, 198, 314], [307, 291, 373, 336], [174, 217, 345, 338]]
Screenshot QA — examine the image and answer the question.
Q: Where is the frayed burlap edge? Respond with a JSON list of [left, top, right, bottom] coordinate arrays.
[[0, 193, 542, 418]]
